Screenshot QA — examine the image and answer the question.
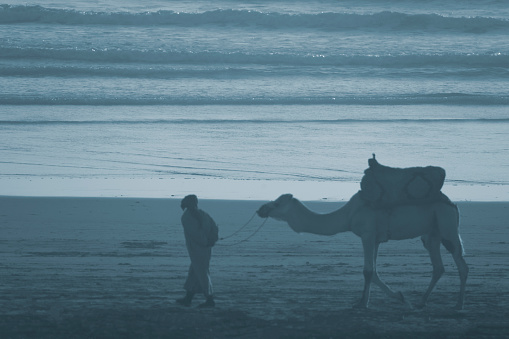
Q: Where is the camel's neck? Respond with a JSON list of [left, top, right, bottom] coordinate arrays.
[[284, 199, 351, 236]]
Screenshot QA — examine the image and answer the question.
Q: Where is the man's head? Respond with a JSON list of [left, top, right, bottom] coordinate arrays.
[[181, 194, 198, 211]]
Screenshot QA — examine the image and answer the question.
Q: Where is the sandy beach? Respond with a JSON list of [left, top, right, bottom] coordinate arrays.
[[1, 195, 508, 338]]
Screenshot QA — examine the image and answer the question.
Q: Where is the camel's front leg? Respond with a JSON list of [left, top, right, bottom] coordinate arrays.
[[354, 235, 376, 309], [371, 243, 410, 308]]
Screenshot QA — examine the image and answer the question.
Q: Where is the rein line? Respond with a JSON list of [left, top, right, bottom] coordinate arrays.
[[219, 212, 257, 241], [217, 212, 268, 246]]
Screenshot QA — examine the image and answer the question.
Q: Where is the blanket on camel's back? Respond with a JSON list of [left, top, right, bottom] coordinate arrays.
[[360, 154, 446, 208]]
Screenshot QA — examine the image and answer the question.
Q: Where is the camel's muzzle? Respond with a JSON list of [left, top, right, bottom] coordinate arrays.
[[256, 205, 270, 218]]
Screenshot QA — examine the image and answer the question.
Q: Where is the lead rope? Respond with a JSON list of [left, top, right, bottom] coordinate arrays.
[[217, 212, 268, 246], [219, 212, 257, 241]]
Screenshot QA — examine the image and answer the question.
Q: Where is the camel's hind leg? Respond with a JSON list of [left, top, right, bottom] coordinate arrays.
[[444, 235, 468, 310], [418, 233, 445, 308], [436, 204, 469, 310]]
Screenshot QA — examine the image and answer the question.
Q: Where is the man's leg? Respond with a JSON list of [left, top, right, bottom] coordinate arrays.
[[177, 265, 198, 306]]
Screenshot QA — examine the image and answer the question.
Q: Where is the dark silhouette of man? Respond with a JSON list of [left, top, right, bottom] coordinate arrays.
[[176, 194, 218, 307]]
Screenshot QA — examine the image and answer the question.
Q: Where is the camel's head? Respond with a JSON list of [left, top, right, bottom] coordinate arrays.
[[256, 194, 294, 220]]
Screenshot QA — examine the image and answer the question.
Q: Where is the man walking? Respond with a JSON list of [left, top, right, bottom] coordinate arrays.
[[176, 194, 218, 308]]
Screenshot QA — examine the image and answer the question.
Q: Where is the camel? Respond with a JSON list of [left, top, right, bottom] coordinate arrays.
[[256, 192, 468, 310]]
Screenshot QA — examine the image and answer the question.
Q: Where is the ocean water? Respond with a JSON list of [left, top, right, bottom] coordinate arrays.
[[1, 0, 508, 199]]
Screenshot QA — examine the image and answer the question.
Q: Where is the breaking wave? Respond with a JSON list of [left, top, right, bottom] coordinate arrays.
[[2, 5, 508, 32]]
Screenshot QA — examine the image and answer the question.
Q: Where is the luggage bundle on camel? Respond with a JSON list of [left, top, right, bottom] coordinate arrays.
[[360, 154, 446, 208]]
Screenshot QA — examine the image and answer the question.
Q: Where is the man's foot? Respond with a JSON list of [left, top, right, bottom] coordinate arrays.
[[176, 291, 194, 307], [176, 297, 192, 307], [198, 297, 215, 308]]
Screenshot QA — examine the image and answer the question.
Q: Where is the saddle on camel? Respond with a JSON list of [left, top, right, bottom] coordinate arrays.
[[360, 154, 446, 208]]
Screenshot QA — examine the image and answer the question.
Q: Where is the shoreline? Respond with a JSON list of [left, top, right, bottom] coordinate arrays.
[[1, 177, 508, 202]]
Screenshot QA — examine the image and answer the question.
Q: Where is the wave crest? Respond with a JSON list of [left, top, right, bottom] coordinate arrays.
[[1, 5, 508, 32]]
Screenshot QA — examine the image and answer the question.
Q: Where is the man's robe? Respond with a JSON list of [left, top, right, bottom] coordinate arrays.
[[181, 209, 215, 296]]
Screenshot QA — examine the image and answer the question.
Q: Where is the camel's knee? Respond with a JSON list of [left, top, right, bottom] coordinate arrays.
[[452, 248, 468, 270], [433, 265, 445, 279], [372, 271, 383, 283], [451, 253, 468, 289], [458, 259, 469, 280], [461, 266, 469, 282], [363, 269, 374, 282]]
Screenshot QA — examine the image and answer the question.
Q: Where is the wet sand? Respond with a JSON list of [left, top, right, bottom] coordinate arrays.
[[1, 196, 508, 338]]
